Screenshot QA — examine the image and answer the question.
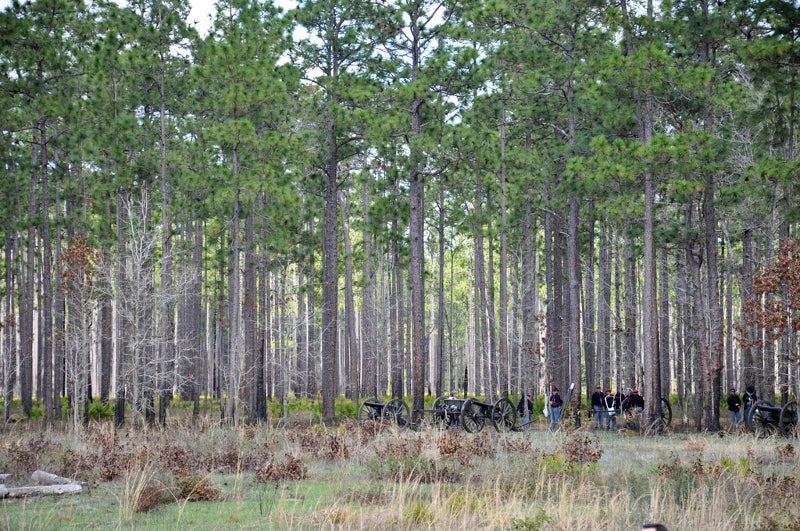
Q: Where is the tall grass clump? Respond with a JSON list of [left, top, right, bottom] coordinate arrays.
[[115, 461, 165, 524]]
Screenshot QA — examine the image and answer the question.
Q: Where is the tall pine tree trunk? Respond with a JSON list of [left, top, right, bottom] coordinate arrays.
[[435, 180, 445, 398], [227, 188, 242, 423], [321, 115, 339, 419], [598, 224, 612, 388], [583, 202, 596, 398], [243, 207, 257, 420], [341, 193, 359, 401], [498, 112, 509, 398], [361, 179, 378, 398]]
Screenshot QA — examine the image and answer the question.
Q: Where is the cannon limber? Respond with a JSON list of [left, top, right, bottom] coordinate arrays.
[[357, 397, 412, 430], [429, 395, 517, 433], [748, 401, 797, 437]]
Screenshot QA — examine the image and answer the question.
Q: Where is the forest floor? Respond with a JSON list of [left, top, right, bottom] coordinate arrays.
[[0, 407, 797, 530]]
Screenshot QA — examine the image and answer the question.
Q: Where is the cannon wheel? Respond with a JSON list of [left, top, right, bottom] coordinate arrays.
[[779, 401, 797, 437], [382, 398, 411, 430], [461, 398, 486, 433], [358, 398, 380, 423], [491, 398, 517, 432], [432, 396, 449, 427], [754, 402, 776, 438], [660, 397, 672, 428]]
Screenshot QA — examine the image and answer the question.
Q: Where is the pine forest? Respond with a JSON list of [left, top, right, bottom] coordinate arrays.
[[1, 0, 799, 433]]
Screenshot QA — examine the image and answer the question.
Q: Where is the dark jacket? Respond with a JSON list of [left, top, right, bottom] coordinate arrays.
[[549, 393, 563, 408], [517, 397, 533, 415], [728, 393, 741, 412], [630, 393, 644, 409], [591, 391, 605, 407]]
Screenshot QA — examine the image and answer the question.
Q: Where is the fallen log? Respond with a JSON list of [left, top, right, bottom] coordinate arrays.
[[31, 470, 74, 486], [0, 483, 83, 499], [0, 470, 85, 499]]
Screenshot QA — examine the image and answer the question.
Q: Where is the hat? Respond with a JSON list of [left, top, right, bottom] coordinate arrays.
[[633, 389, 639, 393], [596, 385, 601, 389], [729, 388, 736, 392], [605, 387, 611, 392], [626, 388, 633, 392], [553, 387, 559, 392]]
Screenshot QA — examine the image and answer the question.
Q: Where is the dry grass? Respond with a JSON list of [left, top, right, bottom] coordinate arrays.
[[0, 418, 798, 530]]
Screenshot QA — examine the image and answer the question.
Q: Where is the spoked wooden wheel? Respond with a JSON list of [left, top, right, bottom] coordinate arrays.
[[753, 403, 775, 438], [780, 401, 797, 437], [358, 398, 381, 423], [382, 398, 411, 430], [491, 398, 517, 432], [461, 398, 485, 433]]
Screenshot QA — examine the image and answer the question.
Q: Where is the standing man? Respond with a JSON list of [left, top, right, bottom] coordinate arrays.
[[591, 385, 605, 429], [727, 388, 742, 429], [631, 389, 644, 413], [743, 386, 757, 428], [549, 387, 563, 432], [517, 392, 533, 430], [604, 388, 619, 430]]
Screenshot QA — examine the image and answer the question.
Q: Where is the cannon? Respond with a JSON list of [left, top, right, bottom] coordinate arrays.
[[357, 397, 411, 430], [431, 395, 517, 433], [748, 401, 797, 437]]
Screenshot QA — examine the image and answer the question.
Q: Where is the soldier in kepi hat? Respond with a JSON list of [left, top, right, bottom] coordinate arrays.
[[591, 385, 605, 429], [604, 387, 618, 430], [727, 388, 742, 428]]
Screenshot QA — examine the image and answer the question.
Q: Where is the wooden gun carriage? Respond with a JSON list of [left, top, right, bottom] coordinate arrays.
[[748, 401, 797, 437], [357, 397, 412, 430], [430, 396, 517, 433]]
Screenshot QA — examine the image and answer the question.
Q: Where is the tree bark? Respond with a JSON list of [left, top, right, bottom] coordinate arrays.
[[361, 178, 378, 398], [321, 125, 339, 418], [341, 192, 359, 402]]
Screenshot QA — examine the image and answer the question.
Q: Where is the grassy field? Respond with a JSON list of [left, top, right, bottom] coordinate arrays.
[[0, 409, 798, 530]]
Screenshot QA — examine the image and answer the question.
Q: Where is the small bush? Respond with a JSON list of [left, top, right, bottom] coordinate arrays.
[[776, 444, 795, 462], [539, 453, 571, 475], [501, 437, 533, 454], [437, 430, 465, 458], [511, 508, 551, 530], [561, 433, 602, 466], [316, 433, 351, 460], [88, 399, 114, 419], [374, 435, 424, 460], [469, 432, 496, 458], [256, 454, 307, 481], [367, 452, 463, 483], [135, 485, 167, 513], [175, 474, 221, 501]]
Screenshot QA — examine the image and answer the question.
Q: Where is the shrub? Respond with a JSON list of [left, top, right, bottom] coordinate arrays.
[[560, 433, 602, 466], [135, 485, 167, 513], [88, 399, 114, 419], [174, 474, 221, 502], [256, 454, 307, 481], [367, 453, 462, 483]]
